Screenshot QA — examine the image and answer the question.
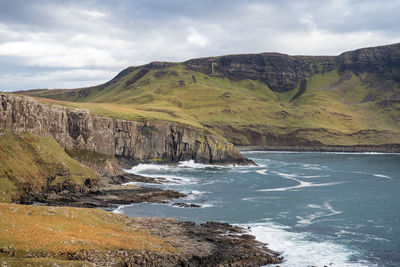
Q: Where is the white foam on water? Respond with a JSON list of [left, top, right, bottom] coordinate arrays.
[[125, 163, 174, 173], [124, 160, 269, 186], [124, 160, 238, 184], [352, 171, 392, 180], [272, 171, 298, 179], [259, 172, 342, 192], [335, 229, 390, 244], [191, 190, 207, 195], [300, 163, 326, 170], [112, 205, 126, 214], [124, 164, 197, 185], [178, 160, 230, 169], [153, 175, 196, 185], [300, 175, 330, 179], [200, 203, 214, 208], [256, 169, 267, 175], [307, 204, 322, 209], [259, 181, 342, 192], [296, 202, 342, 227], [183, 190, 209, 200], [238, 222, 373, 267], [271, 171, 329, 180], [125, 160, 228, 174], [372, 174, 391, 179], [241, 196, 282, 201]]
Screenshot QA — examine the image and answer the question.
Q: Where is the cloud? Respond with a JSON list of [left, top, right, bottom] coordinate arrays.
[[0, 68, 116, 90], [186, 28, 209, 47], [0, 0, 399, 91]]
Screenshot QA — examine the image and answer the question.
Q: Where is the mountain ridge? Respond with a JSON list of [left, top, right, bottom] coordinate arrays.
[[19, 43, 400, 149]]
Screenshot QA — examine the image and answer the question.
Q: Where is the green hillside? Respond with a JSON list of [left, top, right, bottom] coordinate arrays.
[[21, 44, 400, 147], [0, 131, 99, 203]]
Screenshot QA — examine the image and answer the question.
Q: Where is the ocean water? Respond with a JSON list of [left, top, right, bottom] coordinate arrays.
[[115, 152, 400, 267]]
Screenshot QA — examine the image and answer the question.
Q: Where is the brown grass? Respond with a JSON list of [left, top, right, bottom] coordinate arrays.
[[0, 203, 175, 256]]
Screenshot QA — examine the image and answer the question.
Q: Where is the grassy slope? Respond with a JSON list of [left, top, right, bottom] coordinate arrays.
[[22, 63, 400, 146], [0, 131, 99, 203], [0, 203, 174, 265]]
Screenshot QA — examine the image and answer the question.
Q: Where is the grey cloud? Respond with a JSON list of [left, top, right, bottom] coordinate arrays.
[[0, 0, 399, 91]]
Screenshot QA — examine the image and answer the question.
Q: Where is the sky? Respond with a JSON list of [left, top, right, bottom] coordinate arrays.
[[0, 0, 399, 91]]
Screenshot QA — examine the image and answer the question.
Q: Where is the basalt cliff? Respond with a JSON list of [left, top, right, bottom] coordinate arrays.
[[0, 93, 246, 165]]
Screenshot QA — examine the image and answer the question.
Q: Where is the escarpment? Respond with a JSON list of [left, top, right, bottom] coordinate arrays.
[[184, 53, 335, 92], [0, 93, 247, 165]]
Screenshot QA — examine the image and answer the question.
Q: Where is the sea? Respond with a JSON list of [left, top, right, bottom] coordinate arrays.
[[114, 151, 400, 267]]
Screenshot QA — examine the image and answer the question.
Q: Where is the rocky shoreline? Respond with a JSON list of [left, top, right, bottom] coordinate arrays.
[[0, 92, 282, 266], [31, 173, 187, 209], [81, 219, 283, 267], [2, 170, 284, 266], [0, 202, 283, 267]]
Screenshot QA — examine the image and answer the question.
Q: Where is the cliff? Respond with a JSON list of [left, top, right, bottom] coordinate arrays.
[[337, 43, 400, 81], [184, 43, 400, 92], [184, 53, 335, 92], [0, 93, 247, 165]]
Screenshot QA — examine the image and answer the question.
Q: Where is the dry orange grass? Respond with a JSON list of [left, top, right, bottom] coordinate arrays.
[[0, 203, 175, 256]]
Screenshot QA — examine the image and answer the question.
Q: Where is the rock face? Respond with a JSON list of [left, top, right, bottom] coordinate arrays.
[[337, 43, 400, 81], [0, 93, 246, 164], [184, 43, 400, 92], [185, 53, 335, 92]]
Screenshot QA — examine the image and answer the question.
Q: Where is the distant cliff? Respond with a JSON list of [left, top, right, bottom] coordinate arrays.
[[185, 53, 335, 92], [184, 43, 400, 92], [0, 93, 247, 165]]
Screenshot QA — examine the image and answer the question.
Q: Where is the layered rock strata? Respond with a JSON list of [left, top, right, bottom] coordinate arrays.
[[0, 93, 247, 165]]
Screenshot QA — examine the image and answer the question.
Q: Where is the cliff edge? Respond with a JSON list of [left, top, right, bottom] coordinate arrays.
[[0, 93, 248, 165]]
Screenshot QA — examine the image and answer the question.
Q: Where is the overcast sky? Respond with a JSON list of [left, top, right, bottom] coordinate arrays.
[[1, 0, 399, 91]]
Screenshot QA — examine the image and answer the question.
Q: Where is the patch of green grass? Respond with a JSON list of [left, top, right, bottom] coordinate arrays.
[[0, 131, 99, 202], [64, 147, 114, 165]]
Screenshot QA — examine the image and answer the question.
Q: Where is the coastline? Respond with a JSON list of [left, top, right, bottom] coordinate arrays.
[[1, 166, 283, 266], [0, 202, 283, 266], [32, 173, 187, 209], [237, 144, 400, 153]]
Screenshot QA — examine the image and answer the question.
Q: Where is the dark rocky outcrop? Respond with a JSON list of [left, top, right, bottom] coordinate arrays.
[[290, 79, 307, 101], [337, 43, 400, 82], [184, 44, 400, 92], [215, 123, 400, 152], [67, 219, 282, 266], [20, 169, 186, 208], [184, 53, 335, 92], [40, 184, 186, 208], [0, 93, 248, 165]]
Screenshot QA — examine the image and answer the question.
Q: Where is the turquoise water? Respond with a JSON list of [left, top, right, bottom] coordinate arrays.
[[115, 152, 400, 267]]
